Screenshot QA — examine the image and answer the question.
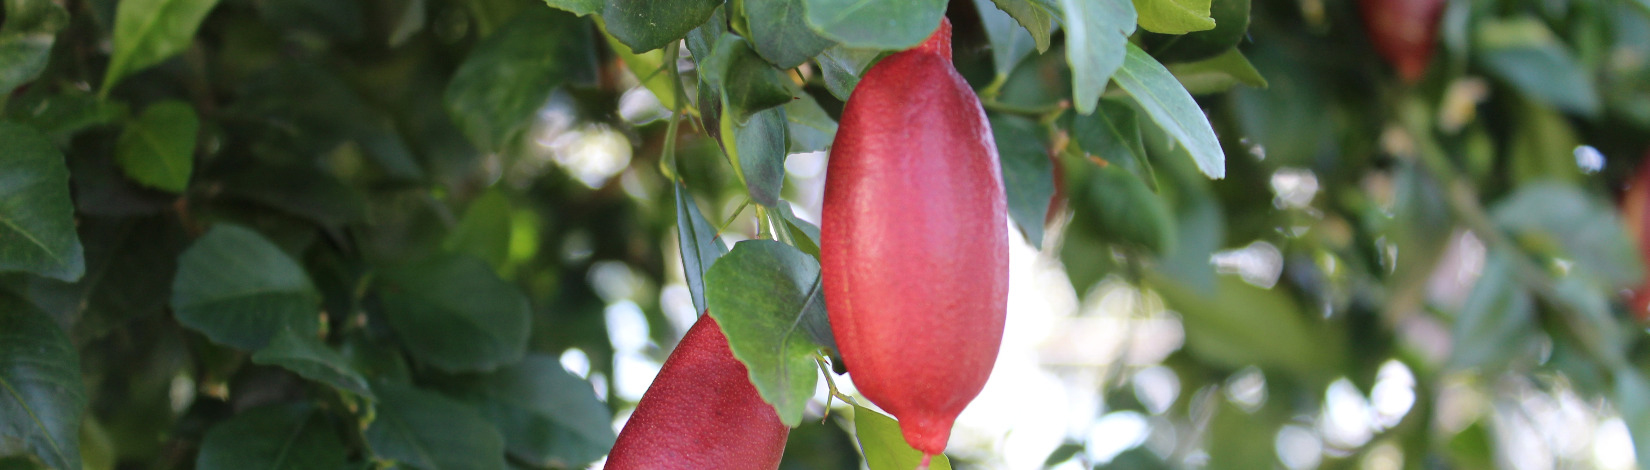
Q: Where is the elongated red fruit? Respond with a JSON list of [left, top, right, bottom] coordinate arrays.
[[821, 18, 1009, 458], [605, 314, 789, 470], [1623, 156, 1650, 321], [1359, 0, 1446, 83]]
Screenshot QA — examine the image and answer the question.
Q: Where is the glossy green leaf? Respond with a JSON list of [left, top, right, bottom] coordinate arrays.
[[816, 45, 881, 101], [602, 0, 720, 53], [171, 224, 320, 350], [989, 113, 1054, 248], [1165, 48, 1268, 95], [784, 93, 837, 154], [1062, 0, 1136, 114], [378, 254, 530, 372], [100, 0, 222, 96], [0, 0, 69, 96], [0, 123, 84, 282], [194, 404, 348, 470], [675, 181, 727, 315], [987, 0, 1054, 52], [976, 0, 1039, 80], [705, 240, 832, 427], [745, 0, 835, 69], [0, 294, 84, 470], [442, 355, 615, 468], [446, 8, 596, 153], [802, 0, 946, 50], [542, 0, 599, 16], [1475, 17, 1600, 116], [1114, 43, 1225, 179], [719, 102, 789, 207], [1133, 0, 1214, 34], [250, 328, 374, 399], [852, 404, 953, 470], [114, 101, 197, 193], [1150, 275, 1339, 383], [1143, 0, 1249, 62], [443, 190, 513, 272], [1447, 250, 1536, 371], [366, 382, 507, 470], [1491, 183, 1644, 289]]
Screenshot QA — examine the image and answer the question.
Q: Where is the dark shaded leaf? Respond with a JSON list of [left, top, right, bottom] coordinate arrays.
[[0, 0, 69, 96], [988, 113, 1054, 247], [447, 8, 597, 153], [675, 181, 727, 314], [975, 0, 1039, 80], [745, 0, 835, 69], [444, 355, 614, 468], [378, 254, 530, 372], [0, 123, 85, 281], [442, 190, 513, 272], [171, 224, 320, 350], [366, 382, 507, 470], [0, 294, 84, 470], [195, 404, 348, 470], [251, 328, 374, 399]]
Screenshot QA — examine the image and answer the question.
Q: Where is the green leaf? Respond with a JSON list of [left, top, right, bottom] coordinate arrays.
[[852, 404, 953, 470], [719, 102, 789, 207], [1165, 48, 1267, 95], [1062, 0, 1136, 114], [602, 31, 681, 111], [1507, 99, 1581, 184], [5, 92, 128, 142], [602, 0, 720, 53], [675, 181, 727, 315], [1072, 162, 1175, 255], [0, 294, 84, 470], [987, 0, 1054, 52], [446, 8, 596, 153], [772, 201, 821, 260], [219, 165, 368, 228], [1149, 274, 1339, 383], [705, 240, 832, 427], [784, 93, 837, 154], [1142, 0, 1249, 62], [1114, 43, 1225, 179], [1475, 17, 1601, 116], [366, 382, 507, 470], [1491, 183, 1644, 289], [99, 0, 222, 96], [975, 0, 1039, 80], [0, 0, 69, 96], [816, 45, 881, 101], [114, 101, 197, 193], [194, 404, 348, 470], [0, 123, 84, 282], [802, 0, 946, 50], [250, 328, 374, 399], [1132, 0, 1214, 34], [1068, 100, 1150, 181], [701, 35, 795, 123], [744, 0, 835, 69], [441, 355, 615, 468], [443, 190, 513, 272], [1447, 249, 1536, 371], [542, 0, 599, 16], [171, 224, 320, 350], [988, 113, 1054, 248], [685, 4, 726, 64], [378, 254, 530, 372]]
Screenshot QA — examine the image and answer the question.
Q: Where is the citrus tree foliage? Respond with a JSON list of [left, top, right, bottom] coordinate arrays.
[[1, 0, 1649, 469]]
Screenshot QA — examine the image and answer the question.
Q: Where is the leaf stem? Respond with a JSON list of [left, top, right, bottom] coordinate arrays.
[[981, 98, 1066, 119]]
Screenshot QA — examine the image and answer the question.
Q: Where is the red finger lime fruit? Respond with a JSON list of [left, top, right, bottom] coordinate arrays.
[[1622, 157, 1650, 321], [605, 314, 789, 470], [821, 18, 1010, 459], [1359, 0, 1447, 83]]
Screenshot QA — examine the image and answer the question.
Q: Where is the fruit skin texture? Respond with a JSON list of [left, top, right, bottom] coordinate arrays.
[[605, 314, 789, 470], [821, 18, 1009, 457], [1358, 0, 1447, 83]]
